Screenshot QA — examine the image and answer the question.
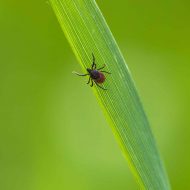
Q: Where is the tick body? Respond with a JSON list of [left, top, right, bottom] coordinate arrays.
[[73, 53, 111, 90], [87, 69, 105, 83]]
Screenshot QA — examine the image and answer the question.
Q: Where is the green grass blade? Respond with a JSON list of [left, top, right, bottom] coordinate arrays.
[[49, 0, 171, 189]]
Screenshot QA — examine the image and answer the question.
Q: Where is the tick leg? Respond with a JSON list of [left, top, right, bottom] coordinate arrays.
[[97, 64, 106, 70], [95, 82, 107, 90], [101, 71, 111, 74], [87, 77, 91, 84], [92, 53, 96, 69], [90, 80, 94, 87], [72, 71, 89, 76]]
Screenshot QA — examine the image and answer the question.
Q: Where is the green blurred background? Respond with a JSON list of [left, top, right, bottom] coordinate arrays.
[[0, 0, 190, 189]]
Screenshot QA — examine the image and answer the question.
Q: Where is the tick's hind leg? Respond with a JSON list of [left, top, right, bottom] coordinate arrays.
[[95, 82, 107, 90]]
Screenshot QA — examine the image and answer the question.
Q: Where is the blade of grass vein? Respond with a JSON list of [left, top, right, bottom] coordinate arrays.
[[49, 0, 170, 189], [65, 0, 144, 178], [78, 1, 158, 178], [58, 0, 154, 183], [58, 1, 144, 186], [86, 1, 164, 180], [70, 4, 142, 176], [70, 6, 146, 188]]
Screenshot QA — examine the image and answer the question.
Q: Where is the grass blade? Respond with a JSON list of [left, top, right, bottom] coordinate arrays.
[[49, 0, 170, 189]]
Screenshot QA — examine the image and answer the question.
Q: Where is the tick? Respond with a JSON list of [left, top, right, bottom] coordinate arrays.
[[73, 53, 111, 90]]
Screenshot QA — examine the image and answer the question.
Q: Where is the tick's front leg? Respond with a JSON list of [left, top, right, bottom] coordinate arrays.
[[72, 71, 89, 76], [91, 53, 96, 69]]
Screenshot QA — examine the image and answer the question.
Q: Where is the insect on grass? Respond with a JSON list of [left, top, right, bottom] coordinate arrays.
[[73, 53, 111, 90]]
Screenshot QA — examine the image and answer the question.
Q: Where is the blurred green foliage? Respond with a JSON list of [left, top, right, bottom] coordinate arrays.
[[0, 0, 190, 190]]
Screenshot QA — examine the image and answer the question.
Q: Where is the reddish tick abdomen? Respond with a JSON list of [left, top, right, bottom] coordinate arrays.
[[95, 72, 105, 83]]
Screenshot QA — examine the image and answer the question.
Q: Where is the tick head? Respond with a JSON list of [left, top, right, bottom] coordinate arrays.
[[87, 68, 92, 73]]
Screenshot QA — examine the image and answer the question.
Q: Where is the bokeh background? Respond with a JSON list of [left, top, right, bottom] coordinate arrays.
[[1, 0, 190, 189]]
